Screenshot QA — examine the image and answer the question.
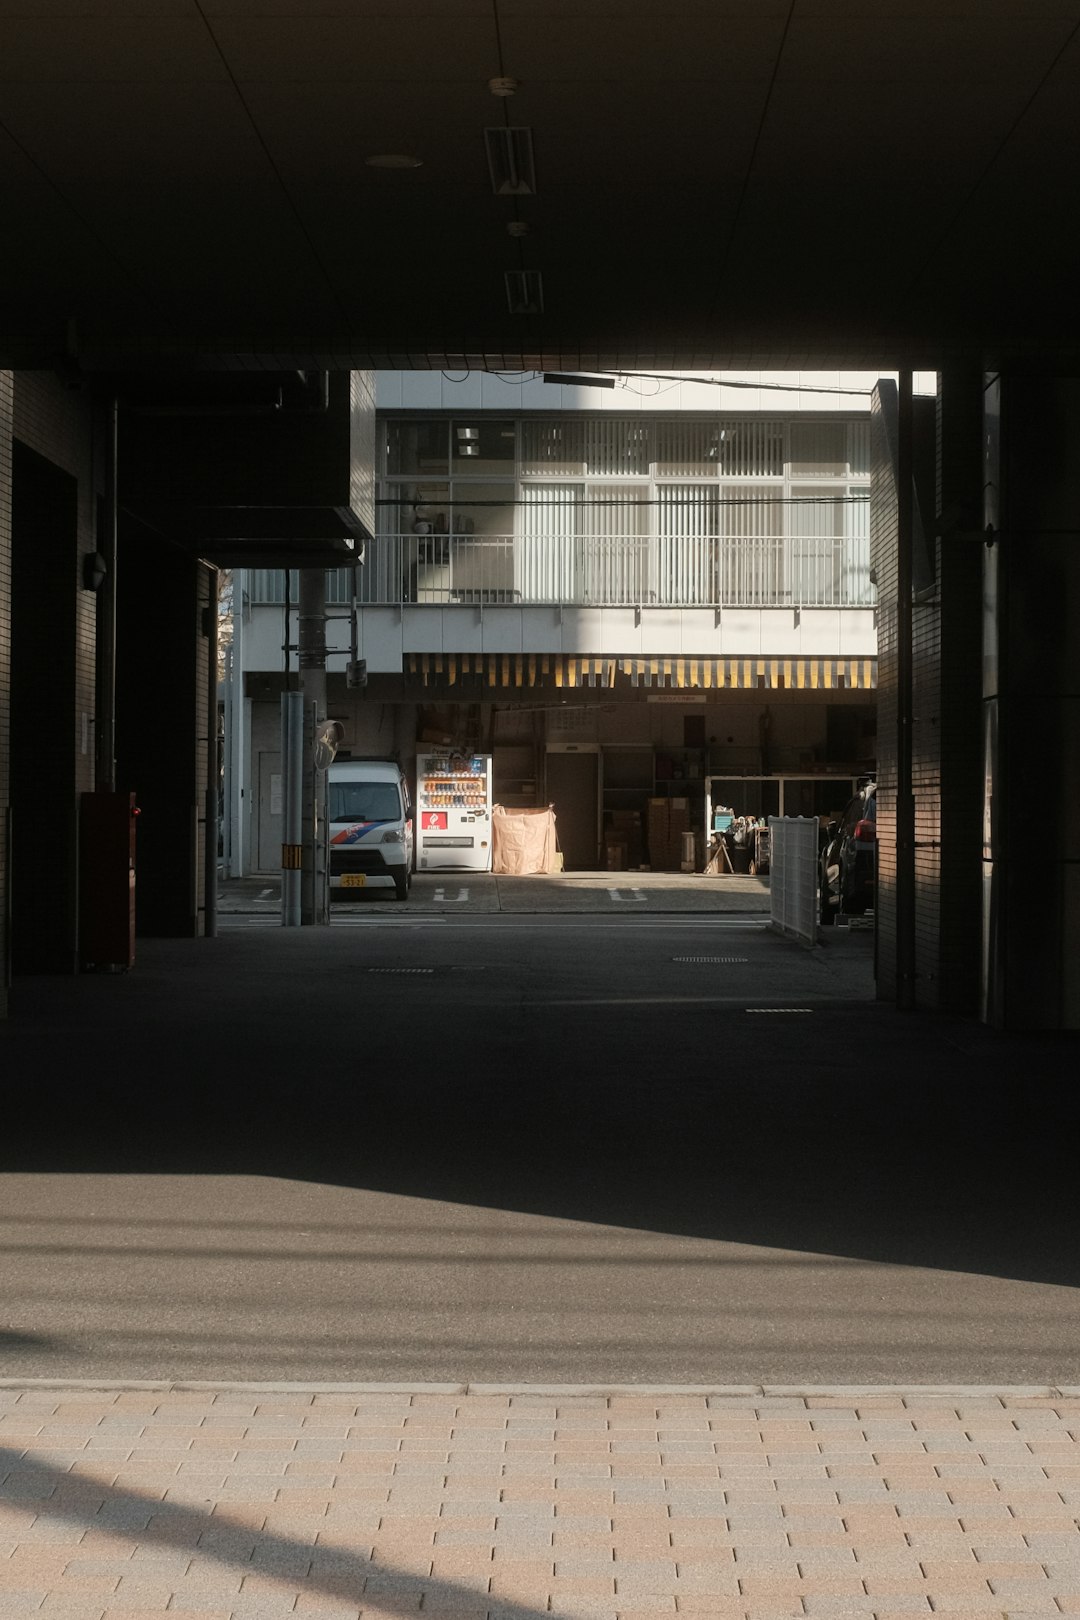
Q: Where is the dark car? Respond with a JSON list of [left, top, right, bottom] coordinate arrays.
[[819, 782, 877, 924]]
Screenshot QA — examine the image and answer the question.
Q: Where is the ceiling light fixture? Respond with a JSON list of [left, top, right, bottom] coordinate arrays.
[[364, 153, 423, 169], [542, 372, 616, 389], [506, 269, 544, 315], [506, 220, 530, 238], [485, 127, 536, 195], [488, 76, 519, 97]]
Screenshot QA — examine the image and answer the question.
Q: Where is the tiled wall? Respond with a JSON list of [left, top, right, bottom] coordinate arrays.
[[872, 375, 985, 1015], [12, 375, 100, 801], [0, 373, 13, 1012], [870, 386, 899, 1001]]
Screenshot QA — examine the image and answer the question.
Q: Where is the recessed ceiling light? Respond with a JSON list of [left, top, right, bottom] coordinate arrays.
[[364, 153, 423, 169]]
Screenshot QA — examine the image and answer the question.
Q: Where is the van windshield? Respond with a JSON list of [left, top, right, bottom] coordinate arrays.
[[329, 782, 401, 822]]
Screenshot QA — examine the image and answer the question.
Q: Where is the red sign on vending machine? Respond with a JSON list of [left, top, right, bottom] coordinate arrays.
[[422, 811, 448, 830]]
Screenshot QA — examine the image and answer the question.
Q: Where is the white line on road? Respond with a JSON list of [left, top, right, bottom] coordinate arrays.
[[608, 888, 647, 903], [433, 887, 470, 903]]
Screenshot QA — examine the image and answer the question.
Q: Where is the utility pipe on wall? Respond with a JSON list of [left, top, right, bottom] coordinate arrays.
[[95, 398, 118, 793]]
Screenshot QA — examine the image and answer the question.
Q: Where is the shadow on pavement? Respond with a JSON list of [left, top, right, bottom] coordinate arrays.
[[4, 927, 1079, 1301], [0, 1445, 558, 1620]]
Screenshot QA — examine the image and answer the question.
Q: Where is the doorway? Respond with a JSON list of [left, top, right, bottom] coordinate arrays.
[[257, 750, 283, 873], [545, 750, 599, 870]]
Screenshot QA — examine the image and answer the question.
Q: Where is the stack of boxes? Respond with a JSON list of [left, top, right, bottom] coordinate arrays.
[[604, 809, 644, 871], [647, 797, 691, 872]]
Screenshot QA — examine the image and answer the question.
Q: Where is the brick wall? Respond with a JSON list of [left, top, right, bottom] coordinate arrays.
[[872, 376, 984, 1015]]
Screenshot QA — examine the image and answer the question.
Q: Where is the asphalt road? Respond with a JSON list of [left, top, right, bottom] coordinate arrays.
[[3, 912, 1079, 1386]]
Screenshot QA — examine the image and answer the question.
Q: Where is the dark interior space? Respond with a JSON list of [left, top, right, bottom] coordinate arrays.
[[115, 518, 200, 937], [10, 442, 78, 974]]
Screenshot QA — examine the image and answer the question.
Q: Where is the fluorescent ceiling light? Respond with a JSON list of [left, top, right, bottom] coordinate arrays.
[[485, 127, 536, 195], [543, 372, 616, 388], [505, 270, 544, 314]]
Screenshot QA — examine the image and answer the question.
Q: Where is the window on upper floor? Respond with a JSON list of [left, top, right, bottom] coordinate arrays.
[[452, 420, 516, 472], [385, 419, 448, 476]]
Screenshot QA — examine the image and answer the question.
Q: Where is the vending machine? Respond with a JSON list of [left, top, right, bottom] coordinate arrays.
[[416, 751, 493, 871]]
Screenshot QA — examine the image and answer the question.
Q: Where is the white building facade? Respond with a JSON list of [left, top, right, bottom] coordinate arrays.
[[228, 372, 931, 875]]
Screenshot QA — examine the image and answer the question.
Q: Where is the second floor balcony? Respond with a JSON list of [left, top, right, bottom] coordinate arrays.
[[250, 525, 873, 613]]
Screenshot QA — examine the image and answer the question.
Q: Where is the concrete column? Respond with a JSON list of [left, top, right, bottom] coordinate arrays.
[[934, 365, 986, 1014], [982, 373, 1080, 1029]]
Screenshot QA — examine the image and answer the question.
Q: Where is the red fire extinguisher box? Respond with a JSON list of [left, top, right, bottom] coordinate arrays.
[[79, 792, 137, 971]]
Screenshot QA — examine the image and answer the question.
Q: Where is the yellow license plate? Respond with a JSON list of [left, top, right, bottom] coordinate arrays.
[[340, 873, 367, 888]]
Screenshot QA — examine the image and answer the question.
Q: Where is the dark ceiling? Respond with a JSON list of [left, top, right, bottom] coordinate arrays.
[[2, 0, 1079, 373]]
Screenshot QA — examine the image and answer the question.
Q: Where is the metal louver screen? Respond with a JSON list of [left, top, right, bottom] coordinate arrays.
[[716, 484, 783, 605], [652, 421, 720, 475], [520, 420, 586, 475], [718, 421, 784, 477], [583, 419, 650, 476], [519, 485, 578, 601], [656, 484, 716, 603]]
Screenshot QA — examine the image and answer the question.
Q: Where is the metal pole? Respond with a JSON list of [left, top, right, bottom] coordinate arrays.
[[895, 369, 916, 1010], [283, 565, 291, 681], [222, 641, 232, 872], [229, 593, 246, 877], [204, 564, 219, 938], [95, 397, 118, 792], [298, 568, 328, 925], [281, 691, 304, 926]]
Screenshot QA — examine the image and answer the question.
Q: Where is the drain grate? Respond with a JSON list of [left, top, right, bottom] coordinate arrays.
[[672, 956, 749, 964]]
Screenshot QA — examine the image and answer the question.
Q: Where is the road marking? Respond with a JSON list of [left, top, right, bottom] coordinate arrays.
[[433, 887, 470, 902], [608, 888, 647, 903], [672, 956, 750, 963], [259, 888, 272, 897], [536, 995, 796, 1007]]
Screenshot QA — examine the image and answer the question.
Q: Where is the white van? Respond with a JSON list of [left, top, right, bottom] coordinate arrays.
[[327, 759, 413, 900]]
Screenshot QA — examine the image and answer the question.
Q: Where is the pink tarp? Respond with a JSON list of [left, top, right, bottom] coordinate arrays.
[[491, 804, 559, 875]]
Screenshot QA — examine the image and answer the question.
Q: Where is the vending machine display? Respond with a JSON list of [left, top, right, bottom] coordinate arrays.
[[416, 752, 494, 871]]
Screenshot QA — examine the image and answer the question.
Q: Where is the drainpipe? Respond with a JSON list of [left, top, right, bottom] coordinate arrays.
[[895, 370, 916, 1010], [204, 564, 219, 938], [96, 398, 118, 792]]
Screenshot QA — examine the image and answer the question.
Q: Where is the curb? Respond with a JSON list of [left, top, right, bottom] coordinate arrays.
[[1, 1380, 1076, 1398]]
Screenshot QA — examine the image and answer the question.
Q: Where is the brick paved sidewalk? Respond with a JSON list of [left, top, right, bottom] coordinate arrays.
[[3, 1385, 1080, 1620]]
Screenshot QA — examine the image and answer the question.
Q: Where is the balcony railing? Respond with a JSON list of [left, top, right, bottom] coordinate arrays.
[[249, 532, 873, 610], [360, 532, 873, 609]]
